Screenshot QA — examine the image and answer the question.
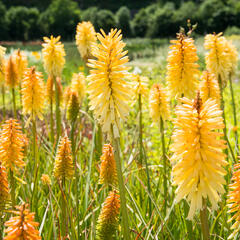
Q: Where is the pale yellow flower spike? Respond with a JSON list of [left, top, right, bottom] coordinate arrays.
[[87, 29, 132, 138], [166, 33, 199, 98], [132, 74, 149, 100], [42, 35, 66, 77], [149, 83, 170, 123], [71, 72, 86, 104], [21, 67, 45, 120], [199, 70, 221, 105], [171, 93, 227, 219], [0, 45, 6, 76], [75, 21, 97, 62], [204, 33, 231, 88], [225, 40, 238, 76]]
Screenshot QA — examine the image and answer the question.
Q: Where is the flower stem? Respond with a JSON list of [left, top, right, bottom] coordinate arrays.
[[53, 75, 61, 141], [50, 96, 54, 144], [11, 87, 17, 118], [10, 169, 15, 208], [111, 128, 130, 239], [200, 199, 210, 240], [229, 73, 239, 155], [1, 85, 6, 120], [61, 177, 67, 238], [160, 116, 167, 215], [139, 94, 152, 215]]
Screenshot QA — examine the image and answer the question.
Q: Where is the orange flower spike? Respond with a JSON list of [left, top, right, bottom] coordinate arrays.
[[13, 49, 28, 82], [99, 144, 117, 186], [53, 136, 74, 180], [4, 203, 41, 240], [21, 67, 45, 120], [0, 162, 9, 209], [96, 190, 120, 239], [5, 56, 18, 88], [0, 119, 25, 172]]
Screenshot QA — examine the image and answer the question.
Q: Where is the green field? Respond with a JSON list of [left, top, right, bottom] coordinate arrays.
[[1, 36, 240, 240]]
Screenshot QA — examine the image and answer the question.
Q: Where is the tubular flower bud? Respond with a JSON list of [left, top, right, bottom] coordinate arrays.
[[166, 33, 199, 98], [149, 83, 170, 123], [199, 70, 220, 105], [0, 119, 25, 172], [42, 36, 65, 77], [71, 72, 86, 104], [87, 29, 132, 139], [21, 67, 45, 120], [204, 33, 231, 88], [66, 89, 80, 122], [96, 190, 120, 240], [99, 144, 117, 186], [4, 203, 41, 240], [53, 136, 74, 180], [171, 93, 227, 219], [75, 21, 97, 62], [41, 174, 51, 186], [5, 56, 18, 88]]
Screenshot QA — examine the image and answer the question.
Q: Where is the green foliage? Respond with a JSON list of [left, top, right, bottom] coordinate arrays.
[[225, 26, 240, 35], [95, 9, 117, 32], [146, 2, 177, 38], [116, 6, 132, 37], [39, 0, 81, 39], [6, 6, 40, 41], [0, 1, 8, 40]]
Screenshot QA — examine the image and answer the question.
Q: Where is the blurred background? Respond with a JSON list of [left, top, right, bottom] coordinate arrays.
[[0, 0, 240, 41]]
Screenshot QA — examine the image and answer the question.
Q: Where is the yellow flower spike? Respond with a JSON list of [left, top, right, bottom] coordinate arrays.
[[132, 74, 149, 100], [227, 159, 240, 239], [75, 21, 97, 62], [199, 70, 220, 105], [225, 40, 238, 76], [0, 119, 25, 172], [0, 162, 9, 210], [99, 144, 117, 186], [66, 89, 80, 123], [21, 67, 45, 120], [87, 28, 132, 139], [41, 174, 51, 186], [53, 136, 74, 180], [4, 203, 41, 240], [42, 35, 65, 77], [31, 51, 41, 61], [13, 49, 28, 82], [5, 56, 19, 88], [166, 32, 199, 98], [149, 83, 170, 123], [71, 72, 86, 104], [171, 92, 227, 219], [0, 45, 6, 74], [96, 190, 120, 240], [63, 86, 72, 109], [204, 33, 231, 88]]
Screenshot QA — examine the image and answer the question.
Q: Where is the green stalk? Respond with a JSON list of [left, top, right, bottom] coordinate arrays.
[[50, 96, 54, 144], [2, 85, 6, 120], [11, 87, 17, 118], [183, 201, 193, 240], [200, 199, 210, 240], [19, 84, 24, 128], [70, 120, 80, 237], [61, 177, 67, 238], [111, 127, 130, 239], [10, 169, 15, 208], [138, 94, 152, 215], [160, 116, 167, 215], [229, 73, 239, 155], [53, 75, 61, 141]]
